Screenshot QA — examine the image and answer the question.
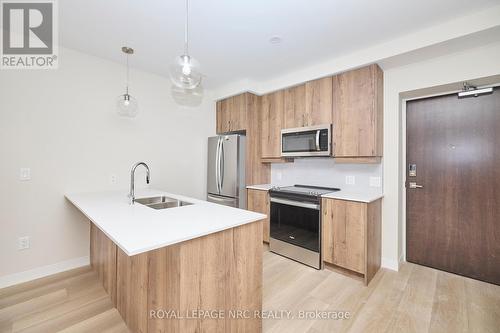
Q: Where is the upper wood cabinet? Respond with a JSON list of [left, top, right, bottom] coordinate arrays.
[[332, 64, 383, 158], [247, 189, 270, 243], [215, 64, 383, 164], [261, 90, 284, 159], [284, 84, 306, 129], [216, 94, 247, 134], [283, 77, 333, 129], [216, 93, 270, 185], [305, 77, 333, 126], [322, 197, 381, 285]]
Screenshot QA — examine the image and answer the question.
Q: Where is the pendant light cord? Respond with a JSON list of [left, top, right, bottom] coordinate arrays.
[[126, 53, 129, 94], [184, 0, 189, 55]]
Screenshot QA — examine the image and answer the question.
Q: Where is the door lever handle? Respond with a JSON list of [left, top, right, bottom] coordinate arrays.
[[409, 182, 424, 189]]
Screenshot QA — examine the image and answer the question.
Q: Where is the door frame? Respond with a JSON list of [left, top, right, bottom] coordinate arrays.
[[400, 81, 500, 263]]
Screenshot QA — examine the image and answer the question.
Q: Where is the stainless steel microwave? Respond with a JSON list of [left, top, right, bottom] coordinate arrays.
[[281, 124, 331, 157]]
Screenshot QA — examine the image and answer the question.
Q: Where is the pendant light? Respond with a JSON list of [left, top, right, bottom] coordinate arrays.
[[116, 46, 138, 117], [169, 0, 202, 90]]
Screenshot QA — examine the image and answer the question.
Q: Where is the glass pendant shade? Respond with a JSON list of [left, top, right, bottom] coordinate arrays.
[[117, 46, 138, 117], [116, 92, 138, 117], [169, 0, 203, 90], [169, 54, 202, 90]]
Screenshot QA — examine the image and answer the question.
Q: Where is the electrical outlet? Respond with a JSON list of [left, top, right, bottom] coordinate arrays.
[[18, 236, 30, 250], [19, 168, 31, 181], [110, 174, 117, 184], [345, 176, 355, 185], [370, 177, 381, 187]]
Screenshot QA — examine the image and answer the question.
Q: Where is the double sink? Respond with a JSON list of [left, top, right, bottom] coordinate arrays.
[[135, 196, 193, 210]]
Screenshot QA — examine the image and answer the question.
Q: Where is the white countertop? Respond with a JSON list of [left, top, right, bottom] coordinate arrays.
[[246, 184, 275, 191], [321, 190, 383, 203], [246, 184, 383, 203], [65, 189, 266, 256]]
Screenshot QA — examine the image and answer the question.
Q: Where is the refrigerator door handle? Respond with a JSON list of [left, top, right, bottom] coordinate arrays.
[[217, 137, 223, 193], [220, 139, 225, 190], [215, 137, 221, 193], [207, 194, 238, 207]]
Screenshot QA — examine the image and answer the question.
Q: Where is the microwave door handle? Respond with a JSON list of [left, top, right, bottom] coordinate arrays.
[[315, 130, 320, 151]]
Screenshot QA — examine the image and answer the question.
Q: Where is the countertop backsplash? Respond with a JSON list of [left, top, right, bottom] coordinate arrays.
[[271, 158, 383, 194]]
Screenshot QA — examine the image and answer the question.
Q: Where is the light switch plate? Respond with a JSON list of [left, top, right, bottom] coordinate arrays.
[[18, 236, 30, 250], [19, 168, 31, 181], [345, 176, 355, 185], [370, 177, 381, 187]]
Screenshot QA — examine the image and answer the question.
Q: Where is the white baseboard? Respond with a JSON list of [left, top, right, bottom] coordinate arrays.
[[0, 256, 90, 289], [381, 257, 399, 271]]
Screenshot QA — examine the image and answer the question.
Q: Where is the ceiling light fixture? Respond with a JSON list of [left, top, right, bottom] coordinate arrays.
[[116, 46, 138, 117], [458, 82, 493, 98], [269, 35, 282, 45], [170, 0, 202, 90]]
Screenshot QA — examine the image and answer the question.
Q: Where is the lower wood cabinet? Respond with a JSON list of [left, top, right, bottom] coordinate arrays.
[[321, 197, 381, 285], [247, 189, 270, 243]]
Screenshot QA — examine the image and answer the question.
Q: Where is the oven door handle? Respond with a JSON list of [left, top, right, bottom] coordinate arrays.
[[270, 197, 320, 210], [315, 130, 320, 151]]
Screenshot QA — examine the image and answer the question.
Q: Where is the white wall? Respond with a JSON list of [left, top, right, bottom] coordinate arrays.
[[383, 41, 500, 270], [0, 47, 215, 282], [271, 159, 382, 194]]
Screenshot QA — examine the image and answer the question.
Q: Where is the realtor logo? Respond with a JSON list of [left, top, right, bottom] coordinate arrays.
[[1, 0, 58, 69]]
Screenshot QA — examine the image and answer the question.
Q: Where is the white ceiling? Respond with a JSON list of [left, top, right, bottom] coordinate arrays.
[[60, 0, 500, 89]]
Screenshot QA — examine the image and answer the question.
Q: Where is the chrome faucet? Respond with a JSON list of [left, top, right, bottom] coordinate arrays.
[[129, 162, 150, 204]]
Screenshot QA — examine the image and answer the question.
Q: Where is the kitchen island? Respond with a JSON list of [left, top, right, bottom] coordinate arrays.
[[66, 189, 265, 333]]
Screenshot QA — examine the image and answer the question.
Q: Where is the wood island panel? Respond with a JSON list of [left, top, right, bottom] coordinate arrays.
[[89, 224, 117, 305], [116, 249, 148, 333], [91, 220, 263, 333]]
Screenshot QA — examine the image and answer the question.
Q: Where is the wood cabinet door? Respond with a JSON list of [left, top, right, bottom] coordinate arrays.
[[332, 64, 383, 157], [261, 91, 284, 158], [284, 84, 306, 129], [216, 94, 248, 134], [305, 77, 333, 126], [229, 94, 247, 132], [322, 198, 366, 273], [216, 98, 231, 134], [247, 189, 270, 242]]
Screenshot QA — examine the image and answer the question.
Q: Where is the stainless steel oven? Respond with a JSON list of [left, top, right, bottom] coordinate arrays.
[[281, 124, 331, 157], [269, 185, 340, 269]]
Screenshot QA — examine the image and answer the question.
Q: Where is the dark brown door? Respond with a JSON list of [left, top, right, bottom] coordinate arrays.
[[406, 88, 500, 285]]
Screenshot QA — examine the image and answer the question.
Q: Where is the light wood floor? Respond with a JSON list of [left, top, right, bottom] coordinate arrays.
[[0, 266, 129, 333], [1, 251, 499, 333], [263, 250, 500, 333]]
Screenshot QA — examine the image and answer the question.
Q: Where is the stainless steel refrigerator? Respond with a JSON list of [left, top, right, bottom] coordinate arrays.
[[207, 134, 246, 208]]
